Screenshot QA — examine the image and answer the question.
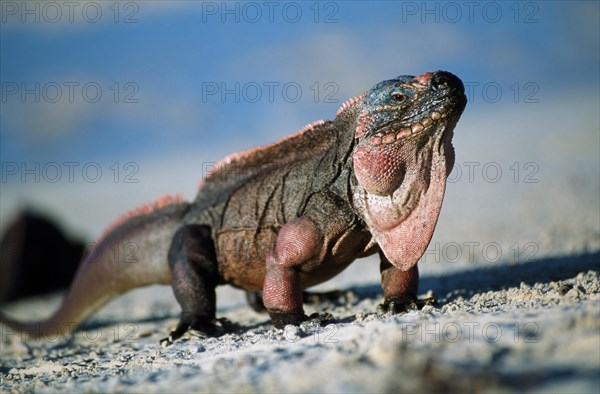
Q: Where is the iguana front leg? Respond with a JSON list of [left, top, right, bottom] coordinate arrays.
[[377, 251, 420, 313], [377, 251, 434, 313], [262, 218, 323, 328]]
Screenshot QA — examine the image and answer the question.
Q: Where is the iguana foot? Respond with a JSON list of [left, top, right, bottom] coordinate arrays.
[[376, 294, 436, 315], [269, 312, 308, 329], [306, 312, 335, 326], [160, 315, 223, 347], [270, 311, 336, 329]]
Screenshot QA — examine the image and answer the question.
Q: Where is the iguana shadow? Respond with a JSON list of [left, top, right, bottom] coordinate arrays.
[[349, 250, 600, 304]]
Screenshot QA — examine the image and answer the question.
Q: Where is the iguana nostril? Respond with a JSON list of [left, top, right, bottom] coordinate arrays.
[[432, 71, 465, 93], [432, 73, 449, 90]]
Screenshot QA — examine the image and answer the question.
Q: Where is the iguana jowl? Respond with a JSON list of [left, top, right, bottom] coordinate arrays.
[[1, 71, 467, 345]]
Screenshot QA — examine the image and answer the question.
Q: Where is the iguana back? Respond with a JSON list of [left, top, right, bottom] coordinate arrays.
[[194, 119, 341, 213]]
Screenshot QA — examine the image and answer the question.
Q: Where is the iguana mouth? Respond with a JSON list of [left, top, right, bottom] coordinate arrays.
[[358, 106, 454, 147]]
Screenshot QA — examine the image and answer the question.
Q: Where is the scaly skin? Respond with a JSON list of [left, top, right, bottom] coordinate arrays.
[[0, 71, 466, 345]]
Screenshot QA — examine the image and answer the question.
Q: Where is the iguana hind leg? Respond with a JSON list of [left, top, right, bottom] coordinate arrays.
[[162, 224, 220, 346], [245, 291, 267, 312]]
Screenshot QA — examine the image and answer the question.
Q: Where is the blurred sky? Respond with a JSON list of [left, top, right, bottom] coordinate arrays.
[[1, 1, 599, 265]]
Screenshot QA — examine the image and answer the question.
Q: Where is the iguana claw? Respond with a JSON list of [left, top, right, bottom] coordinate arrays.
[[376, 295, 436, 315], [159, 315, 224, 347]]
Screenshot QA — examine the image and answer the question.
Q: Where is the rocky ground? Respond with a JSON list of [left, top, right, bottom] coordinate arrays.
[[1, 250, 598, 393]]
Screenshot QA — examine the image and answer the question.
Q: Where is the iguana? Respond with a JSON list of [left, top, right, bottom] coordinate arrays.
[[0, 71, 467, 346]]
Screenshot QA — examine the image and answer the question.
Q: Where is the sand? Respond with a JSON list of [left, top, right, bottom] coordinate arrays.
[[1, 250, 598, 393]]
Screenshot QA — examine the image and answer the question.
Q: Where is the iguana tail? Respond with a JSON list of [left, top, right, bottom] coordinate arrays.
[[0, 196, 190, 340]]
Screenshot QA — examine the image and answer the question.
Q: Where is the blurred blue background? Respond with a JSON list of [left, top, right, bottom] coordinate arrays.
[[1, 1, 598, 270]]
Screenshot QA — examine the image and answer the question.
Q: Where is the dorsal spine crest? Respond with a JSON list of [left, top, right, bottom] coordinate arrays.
[[97, 194, 186, 242], [336, 93, 365, 116]]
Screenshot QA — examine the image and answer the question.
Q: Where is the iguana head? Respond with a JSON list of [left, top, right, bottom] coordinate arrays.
[[351, 71, 466, 196]]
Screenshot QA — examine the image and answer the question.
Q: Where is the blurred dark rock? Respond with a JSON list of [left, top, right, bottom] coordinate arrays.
[[0, 210, 84, 302]]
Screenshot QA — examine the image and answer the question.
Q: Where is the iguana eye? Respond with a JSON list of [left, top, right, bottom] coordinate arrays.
[[391, 92, 407, 103]]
